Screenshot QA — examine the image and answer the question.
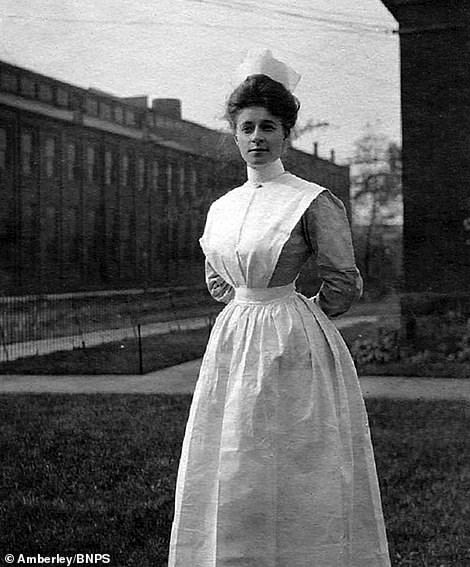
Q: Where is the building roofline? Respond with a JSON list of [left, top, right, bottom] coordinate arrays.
[[0, 58, 343, 167]]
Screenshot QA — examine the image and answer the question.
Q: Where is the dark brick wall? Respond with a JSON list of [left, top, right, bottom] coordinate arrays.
[[381, 0, 470, 294]]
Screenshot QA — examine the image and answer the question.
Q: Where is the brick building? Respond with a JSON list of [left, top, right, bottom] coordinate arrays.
[[0, 59, 349, 294]]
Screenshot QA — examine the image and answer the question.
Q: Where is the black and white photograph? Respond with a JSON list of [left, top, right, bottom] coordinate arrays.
[[0, 1, 469, 566]]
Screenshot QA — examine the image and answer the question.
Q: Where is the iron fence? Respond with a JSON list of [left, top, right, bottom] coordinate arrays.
[[0, 286, 220, 374]]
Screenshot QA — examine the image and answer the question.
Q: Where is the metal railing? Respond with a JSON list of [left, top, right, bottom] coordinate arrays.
[[0, 286, 220, 374]]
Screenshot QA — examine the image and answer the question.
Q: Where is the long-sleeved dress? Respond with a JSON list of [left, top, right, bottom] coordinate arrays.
[[168, 160, 390, 567]]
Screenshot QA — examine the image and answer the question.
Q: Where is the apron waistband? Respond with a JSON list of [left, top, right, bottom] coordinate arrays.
[[233, 283, 296, 304]]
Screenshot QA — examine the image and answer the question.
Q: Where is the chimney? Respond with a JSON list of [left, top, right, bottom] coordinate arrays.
[[330, 149, 335, 163], [152, 98, 182, 120], [313, 142, 318, 157]]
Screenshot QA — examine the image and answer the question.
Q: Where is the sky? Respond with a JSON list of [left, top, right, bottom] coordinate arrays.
[[0, 0, 401, 164]]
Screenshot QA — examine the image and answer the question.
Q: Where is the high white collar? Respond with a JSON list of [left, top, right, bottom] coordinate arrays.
[[247, 159, 285, 185]]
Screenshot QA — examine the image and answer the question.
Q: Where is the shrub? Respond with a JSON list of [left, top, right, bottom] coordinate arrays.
[[350, 328, 400, 365], [350, 316, 470, 371]]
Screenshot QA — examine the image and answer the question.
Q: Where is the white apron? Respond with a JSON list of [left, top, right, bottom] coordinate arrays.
[[168, 177, 390, 567]]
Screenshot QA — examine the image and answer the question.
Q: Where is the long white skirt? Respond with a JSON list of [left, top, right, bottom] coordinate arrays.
[[168, 284, 390, 567]]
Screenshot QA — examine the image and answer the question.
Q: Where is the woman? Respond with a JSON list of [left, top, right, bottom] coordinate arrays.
[[168, 50, 390, 567]]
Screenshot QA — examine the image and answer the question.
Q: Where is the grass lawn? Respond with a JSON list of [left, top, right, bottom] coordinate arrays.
[[1, 394, 469, 566]]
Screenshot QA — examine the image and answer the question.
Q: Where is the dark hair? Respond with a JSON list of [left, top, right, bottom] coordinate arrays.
[[225, 74, 300, 137]]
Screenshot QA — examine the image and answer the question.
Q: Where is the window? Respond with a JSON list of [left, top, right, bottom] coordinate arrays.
[[137, 157, 145, 191], [21, 133, 33, 176], [151, 161, 159, 191], [105, 150, 113, 185], [22, 204, 35, 262], [121, 210, 130, 241], [0, 128, 6, 171], [67, 142, 76, 181], [38, 83, 53, 103], [125, 109, 136, 127], [202, 171, 209, 192], [85, 210, 97, 263], [167, 163, 173, 196], [45, 138, 55, 178], [181, 215, 190, 256], [20, 76, 36, 98], [45, 206, 58, 258], [63, 208, 79, 262], [57, 88, 69, 107], [172, 222, 179, 255], [100, 102, 112, 121], [87, 146, 96, 182], [86, 96, 98, 116], [0, 71, 18, 92], [190, 165, 197, 197], [179, 164, 185, 197], [114, 106, 124, 123], [121, 154, 129, 186]]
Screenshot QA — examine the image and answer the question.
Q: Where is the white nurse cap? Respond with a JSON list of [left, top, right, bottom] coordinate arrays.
[[233, 48, 301, 92]]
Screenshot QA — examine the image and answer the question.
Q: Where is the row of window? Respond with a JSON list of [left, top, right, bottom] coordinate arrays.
[[19, 203, 204, 275], [85, 96, 137, 127], [1, 66, 207, 137], [0, 67, 139, 127], [1, 69, 70, 108], [17, 197, 205, 279], [0, 119, 231, 290], [0, 127, 205, 197], [0, 104, 243, 291]]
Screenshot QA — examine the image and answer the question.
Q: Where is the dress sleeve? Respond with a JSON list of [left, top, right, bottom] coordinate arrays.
[[302, 190, 363, 318], [205, 260, 235, 304]]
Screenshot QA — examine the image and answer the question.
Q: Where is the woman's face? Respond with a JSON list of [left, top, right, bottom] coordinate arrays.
[[234, 106, 287, 167]]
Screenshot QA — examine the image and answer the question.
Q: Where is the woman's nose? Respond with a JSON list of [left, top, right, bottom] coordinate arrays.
[[251, 127, 264, 142]]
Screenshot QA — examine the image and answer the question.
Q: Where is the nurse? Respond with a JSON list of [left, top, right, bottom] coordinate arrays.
[[168, 48, 390, 567]]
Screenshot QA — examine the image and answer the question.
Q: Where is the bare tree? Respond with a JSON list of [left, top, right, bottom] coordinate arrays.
[[351, 125, 402, 292]]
